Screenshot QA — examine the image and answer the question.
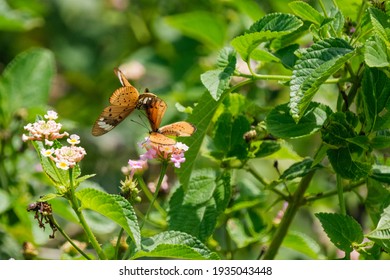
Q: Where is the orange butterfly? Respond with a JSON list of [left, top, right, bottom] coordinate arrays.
[[143, 98, 196, 146], [92, 68, 156, 136]]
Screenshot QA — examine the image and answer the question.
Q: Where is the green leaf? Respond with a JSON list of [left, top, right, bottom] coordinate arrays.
[[213, 112, 251, 160], [315, 213, 364, 254], [130, 231, 219, 260], [361, 67, 390, 132], [321, 112, 357, 147], [176, 91, 225, 187], [169, 170, 231, 242], [370, 165, 390, 184], [31, 141, 69, 188], [0, 48, 55, 124], [266, 102, 332, 138], [76, 188, 141, 248], [165, 11, 226, 49], [368, 7, 390, 44], [364, 35, 390, 68], [231, 13, 302, 61], [367, 204, 390, 252], [0, 1, 43, 31], [289, 38, 355, 122], [226, 217, 258, 248], [288, 1, 324, 25], [283, 231, 322, 259], [327, 147, 370, 180], [0, 189, 11, 214], [366, 178, 390, 225], [280, 158, 320, 181], [201, 47, 236, 101], [251, 140, 281, 158]]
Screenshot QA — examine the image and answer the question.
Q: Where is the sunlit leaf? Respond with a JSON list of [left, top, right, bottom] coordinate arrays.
[[289, 38, 354, 122], [130, 231, 219, 260], [315, 212, 364, 254], [76, 188, 141, 248]]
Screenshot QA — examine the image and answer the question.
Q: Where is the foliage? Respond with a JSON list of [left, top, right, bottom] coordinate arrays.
[[1, 0, 390, 260]]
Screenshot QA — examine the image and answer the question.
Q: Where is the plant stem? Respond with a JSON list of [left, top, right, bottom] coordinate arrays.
[[67, 168, 107, 260], [262, 171, 315, 260], [114, 228, 124, 260], [140, 161, 168, 230], [135, 174, 166, 217], [50, 217, 91, 260], [336, 174, 347, 215]]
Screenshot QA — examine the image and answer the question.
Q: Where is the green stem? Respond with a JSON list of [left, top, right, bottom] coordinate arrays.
[[67, 168, 107, 260], [50, 217, 91, 260], [140, 161, 168, 230], [304, 179, 364, 203], [114, 228, 124, 260], [262, 171, 315, 260], [135, 174, 166, 217], [337, 174, 347, 215]]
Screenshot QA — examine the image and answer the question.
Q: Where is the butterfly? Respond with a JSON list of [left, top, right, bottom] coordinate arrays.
[[92, 68, 156, 136], [143, 97, 196, 146]]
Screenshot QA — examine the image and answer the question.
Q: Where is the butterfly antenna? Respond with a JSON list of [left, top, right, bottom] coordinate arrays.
[[130, 113, 150, 132]]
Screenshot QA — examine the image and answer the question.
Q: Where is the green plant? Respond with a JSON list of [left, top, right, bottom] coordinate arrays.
[[2, 0, 390, 260]]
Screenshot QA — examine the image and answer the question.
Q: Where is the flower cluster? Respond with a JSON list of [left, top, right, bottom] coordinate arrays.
[[23, 110, 86, 170], [126, 138, 189, 172], [22, 110, 68, 142]]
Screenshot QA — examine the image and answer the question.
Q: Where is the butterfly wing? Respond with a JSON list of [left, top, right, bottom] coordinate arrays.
[[92, 75, 140, 136], [149, 132, 177, 146], [159, 121, 196, 137], [91, 105, 136, 136], [141, 96, 167, 131], [114, 67, 132, 87]]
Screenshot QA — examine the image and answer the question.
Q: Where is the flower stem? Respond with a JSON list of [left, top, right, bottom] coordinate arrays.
[[114, 228, 124, 260], [67, 168, 107, 260], [135, 174, 166, 217], [262, 170, 315, 260], [50, 217, 91, 260], [140, 161, 168, 230]]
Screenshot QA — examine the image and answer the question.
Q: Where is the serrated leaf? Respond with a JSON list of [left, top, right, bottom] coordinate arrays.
[[165, 11, 226, 49], [283, 231, 322, 259], [364, 35, 390, 68], [321, 112, 357, 147], [368, 7, 390, 44], [76, 188, 140, 248], [288, 1, 324, 25], [201, 48, 236, 101], [231, 13, 302, 61], [176, 91, 225, 187], [280, 158, 320, 181], [169, 171, 231, 241], [315, 213, 364, 253], [0, 48, 55, 125], [327, 147, 370, 180], [213, 112, 251, 160], [361, 67, 390, 132], [289, 38, 355, 122], [367, 204, 390, 252], [130, 231, 219, 260], [366, 178, 390, 225], [266, 102, 332, 138]]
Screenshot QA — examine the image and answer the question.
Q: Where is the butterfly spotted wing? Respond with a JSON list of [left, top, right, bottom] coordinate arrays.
[[92, 68, 157, 136], [149, 121, 196, 146]]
